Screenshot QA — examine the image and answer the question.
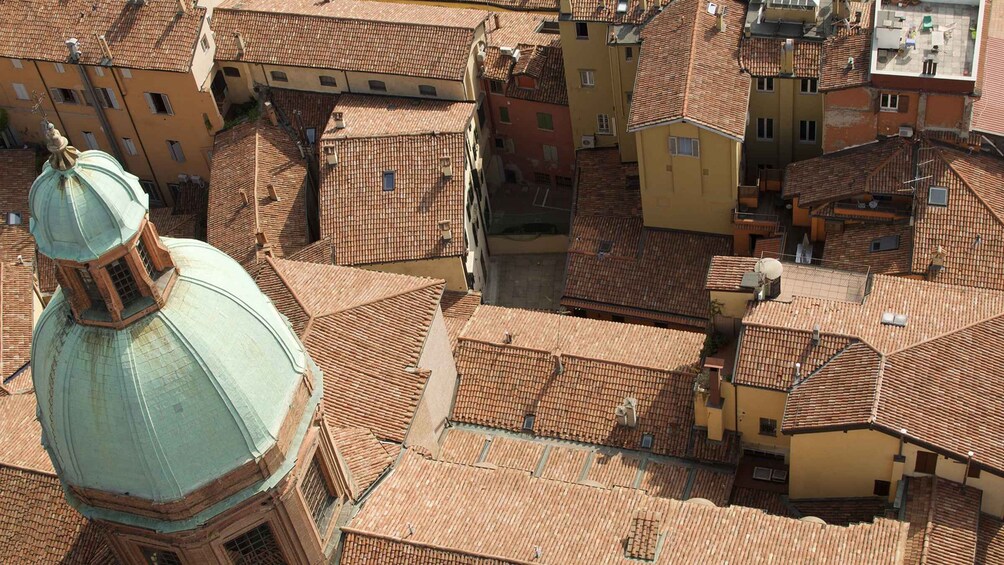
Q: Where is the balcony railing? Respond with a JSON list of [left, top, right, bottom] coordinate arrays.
[[733, 209, 781, 233], [830, 201, 912, 220]]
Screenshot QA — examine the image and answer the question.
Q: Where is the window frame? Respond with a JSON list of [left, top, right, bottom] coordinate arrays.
[[914, 451, 937, 474], [927, 186, 948, 207], [579, 69, 595, 87], [269, 70, 288, 82], [870, 235, 900, 252], [668, 136, 700, 157], [625, 46, 634, 61], [82, 131, 99, 150], [596, 113, 612, 135], [166, 139, 186, 163], [756, 77, 775, 92], [368, 79, 387, 92], [800, 78, 818, 94], [499, 106, 511, 124], [200, 34, 211, 52], [11, 58, 23, 69], [489, 79, 505, 94], [12, 83, 29, 100], [122, 137, 138, 156], [757, 117, 775, 141], [418, 84, 437, 97], [382, 170, 396, 191], [798, 119, 817, 143], [575, 22, 589, 39], [542, 144, 558, 162], [223, 66, 241, 77], [144, 92, 173, 115], [880, 93, 899, 111], [759, 417, 778, 436], [536, 112, 554, 131], [319, 75, 337, 87]]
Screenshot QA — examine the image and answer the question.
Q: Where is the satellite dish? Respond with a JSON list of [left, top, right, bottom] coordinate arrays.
[[868, 200, 879, 208], [754, 257, 783, 281]]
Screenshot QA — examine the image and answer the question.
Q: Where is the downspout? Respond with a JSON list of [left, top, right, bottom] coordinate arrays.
[[32, 61, 68, 135], [109, 67, 167, 205], [77, 64, 126, 164]]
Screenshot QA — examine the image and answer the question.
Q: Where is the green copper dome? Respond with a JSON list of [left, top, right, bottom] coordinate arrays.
[[29, 128, 148, 263], [31, 238, 318, 510]]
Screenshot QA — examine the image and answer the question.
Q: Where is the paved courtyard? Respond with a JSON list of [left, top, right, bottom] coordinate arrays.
[[487, 253, 567, 311]]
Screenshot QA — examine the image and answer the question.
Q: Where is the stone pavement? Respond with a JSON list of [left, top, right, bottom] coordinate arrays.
[[487, 253, 567, 311]]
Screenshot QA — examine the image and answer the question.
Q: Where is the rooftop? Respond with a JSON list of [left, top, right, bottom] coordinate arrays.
[[267, 88, 341, 144], [871, 0, 984, 80], [739, 36, 823, 78], [483, 44, 569, 106], [321, 95, 474, 139], [440, 290, 481, 349], [207, 119, 312, 272]]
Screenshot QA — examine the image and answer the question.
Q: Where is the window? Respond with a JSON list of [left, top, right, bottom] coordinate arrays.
[[305, 127, 316, 144], [596, 113, 612, 134], [928, 186, 948, 207], [800, 78, 818, 93], [668, 136, 699, 157], [50, 88, 80, 104], [82, 131, 99, 150], [880, 93, 899, 111], [140, 547, 182, 565], [870, 235, 899, 252], [319, 75, 337, 87], [223, 66, 241, 77], [419, 84, 437, 97], [625, 46, 634, 61], [759, 418, 778, 436], [368, 80, 386, 92], [556, 175, 573, 187], [516, 75, 537, 89], [12, 83, 28, 100], [54, 63, 65, 73], [269, 70, 288, 82], [489, 80, 505, 94], [575, 22, 589, 38], [96, 87, 119, 109], [122, 138, 137, 156], [499, 106, 511, 123], [523, 414, 535, 431], [654, 322, 669, 329], [597, 240, 613, 253], [915, 451, 937, 474], [382, 170, 395, 191], [579, 69, 595, 87], [873, 480, 891, 497], [107, 258, 141, 306], [542, 144, 558, 162], [78, 269, 105, 309], [494, 137, 506, 149], [536, 112, 553, 130], [301, 455, 339, 535], [94, 66, 105, 77], [136, 239, 158, 278], [799, 120, 817, 142], [757, 118, 774, 140], [144, 92, 173, 115], [6, 212, 22, 225], [534, 172, 551, 185], [223, 523, 287, 565], [166, 140, 185, 162], [626, 91, 633, 107], [11, 58, 22, 69], [756, 77, 774, 92], [200, 34, 210, 51], [120, 68, 132, 79], [640, 433, 654, 449]]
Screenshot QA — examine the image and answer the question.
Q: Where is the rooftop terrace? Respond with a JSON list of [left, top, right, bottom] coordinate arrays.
[[872, 0, 983, 79]]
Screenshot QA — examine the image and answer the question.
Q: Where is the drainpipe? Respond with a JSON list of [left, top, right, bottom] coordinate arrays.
[[78, 64, 126, 164], [963, 451, 974, 486], [31, 61, 68, 137], [108, 66, 167, 206]]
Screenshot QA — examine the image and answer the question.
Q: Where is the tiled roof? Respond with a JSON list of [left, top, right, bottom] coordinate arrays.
[[286, 237, 335, 264], [212, 0, 486, 81], [903, 476, 983, 565], [628, 0, 750, 139], [0, 465, 114, 564], [739, 37, 823, 78], [484, 45, 569, 106], [0, 0, 205, 72], [440, 291, 481, 349], [255, 258, 445, 443], [332, 427, 395, 499], [569, 0, 661, 24], [207, 120, 311, 271], [789, 498, 888, 526], [978, 513, 1004, 564], [823, 223, 915, 275], [268, 88, 341, 142], [319, 129, 467, 266], [342, 450, 909, 564], [0, 394, 51, 473], [486, 12, 561, 49], [783, 138, 914, 205], [972, 37, 1004, 135], [706, 256, 759, 292], [0, 264, 34, 384], [0, 150, 36, 221], [453, 308, 712, 459], [148, 209, 199, 240], [322, 94, 474, 139], [818, 4, 874, 91], [783, 342, 882, 430], [734, 326, 855, 390]]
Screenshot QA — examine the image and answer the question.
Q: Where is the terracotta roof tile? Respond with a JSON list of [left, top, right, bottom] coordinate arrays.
[[569, 0, 661, 24], [485, 45, 569, 106], [972, 37, 1004, 135], [0, 150, 36, 222], [148, 209, 199, 240], [706, 256, 759, 292], [332, 426, 395, 498], [268, 88, 341, 142], [903, 476, 982, 565], [0, 394, 51, 473], [729, 487, 796, 518], [783, 138, 914, 205], [0, 465, 113, 564], [824, 223, 915, 275], [484, 436, 545, 472], [0, 0, 205, 72], [440, 291, 481, 349], [977, 512, 1004, 564], [789, 498, 888, 526], [319, 129, 467, 266], [783, 342, 882, 431], [688, 467, 734, 506], [208, 120, 311, 271], [286, 237, 335, 265], [818, 2, 874, 91], [640, 461, 689, 499], [0, 264, 33, 384], [625, 509, 663, 560], [739, 37, 822, 78], [735, 326, 855, 390], [212, 0, 485, 81], [256, 258, 444, 443], [342, 451, 909, 564], [628, 0, 750, 138], [486, 13, 561, 50], [439, 428, 490, 465], [322, 95, 474, 139]]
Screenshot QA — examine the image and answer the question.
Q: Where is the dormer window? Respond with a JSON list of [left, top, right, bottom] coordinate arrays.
[[136, 238, 158, 278], [5, 211, 21, 225], [107, 258, 141, 306], [78, 269, 106, 309]]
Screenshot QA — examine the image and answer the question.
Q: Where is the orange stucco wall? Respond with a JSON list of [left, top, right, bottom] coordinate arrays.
[[925, 94, 967, 130], [822, 88, 876, 153]]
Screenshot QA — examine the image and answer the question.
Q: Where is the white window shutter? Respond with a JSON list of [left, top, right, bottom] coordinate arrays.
[[693, 138, 700, 157], [13, 83, 28, 100], [144, 92, 156, 114], [162, 94, 173, 115], [49, 88, 63, 104], [109, 89, 119, 109]]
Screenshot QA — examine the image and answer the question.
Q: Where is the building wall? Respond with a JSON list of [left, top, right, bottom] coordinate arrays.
[[636, 122, 740, 234], [0, 57, 222, 206], [362, 256, 469, 291], [463, 114, 491, 292], [608, 43, 639, 161], [745, 78, 823, 179], [734, 384, 790, 454], [407, 307, 460, 457], [559, 21, 620, 151], [821, 87, 877, 153], [488, 93, 574, 187], [924, 93, 967, 129]]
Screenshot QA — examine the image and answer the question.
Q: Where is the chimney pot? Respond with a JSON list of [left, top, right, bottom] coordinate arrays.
[[177, 0, 188, 15], [239, 190, 249, 205], [503, 331, 513, 344], [440, 156, 453, 178], [264, 101, 278, 126], [333, 111, 346, 129], [235, 32, 247, 55], [266, 183, 280, 201], [438, 220, 453, 242]]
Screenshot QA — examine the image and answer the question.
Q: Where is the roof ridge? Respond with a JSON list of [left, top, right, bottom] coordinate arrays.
[[458, 336, 697, 374], [0, 263, 4, 380], [680, 0, 702, 120], [317, 278, 445, 319], [886, 309, 1004, 356], [864, 138, 912, 187], [742, 322, 861, 343], [252, 128, 262, 242], [263, 255, 316, 333], [218, 5, 484, 30], [0, 460, 58, 478], [868, 354, 886, 424]]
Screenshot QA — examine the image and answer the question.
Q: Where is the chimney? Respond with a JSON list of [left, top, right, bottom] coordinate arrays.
[[780, 39, 795, 75], [493, 13, 500, 29], [177, 0, 188, 15], [96, 35, 113, 61], [266, 183, 280, 201], [615, 397, 638, 427], [928, 245, 946, 276], [263, 101, 278, 126], [811, 324, 821, 345], [324, 145, 338, 166], [239, 189, 249, 206], [256, 231, 269, 246], [716, 6, 727, 32], [65, 38, 81, 62], [440, 156, 453, 178], [235, 32, 247, 56], [704, 357, 725, 407], [438, 220, 453, 242], [333, 111, 346, 129], [847, 56, 855, 70], [503, 331, 513, 344]]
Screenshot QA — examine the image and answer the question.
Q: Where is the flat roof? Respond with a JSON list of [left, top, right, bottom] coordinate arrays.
[[870, 0, 984, 80]]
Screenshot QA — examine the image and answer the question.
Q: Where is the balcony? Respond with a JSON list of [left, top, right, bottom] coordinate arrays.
[[828, 200, 912, 221], [733, 210, 782, 234]]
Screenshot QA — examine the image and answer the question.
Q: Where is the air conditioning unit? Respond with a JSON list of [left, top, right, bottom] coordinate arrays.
[[190, 175, 205, 188], [581, 135, 596, 148], [899, 126, 914, 138], [177, 174, 189, 183], [323, 146, 338, 166], [500, 46, 515, 57], [614, 397, 638, 428]]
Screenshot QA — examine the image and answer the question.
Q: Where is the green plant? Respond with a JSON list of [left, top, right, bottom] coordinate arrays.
[[694, 369, 710, 393], [700, 330, 727, 358]]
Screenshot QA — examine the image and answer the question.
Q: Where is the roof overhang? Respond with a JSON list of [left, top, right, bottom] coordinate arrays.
[[627, 117, 745, 143]]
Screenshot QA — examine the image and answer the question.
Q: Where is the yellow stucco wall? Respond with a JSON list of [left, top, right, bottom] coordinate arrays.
[[406, 307, 460, 457], [361, 256, 469, 291], [636, 122, 739, 234], [559, 21, 620, 151], [608, 43, 638, 161], [744, 78, 823, 180], [734, 384, 790, 453], [789, 429, 899, 500], [710, 290, 751, 320]]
